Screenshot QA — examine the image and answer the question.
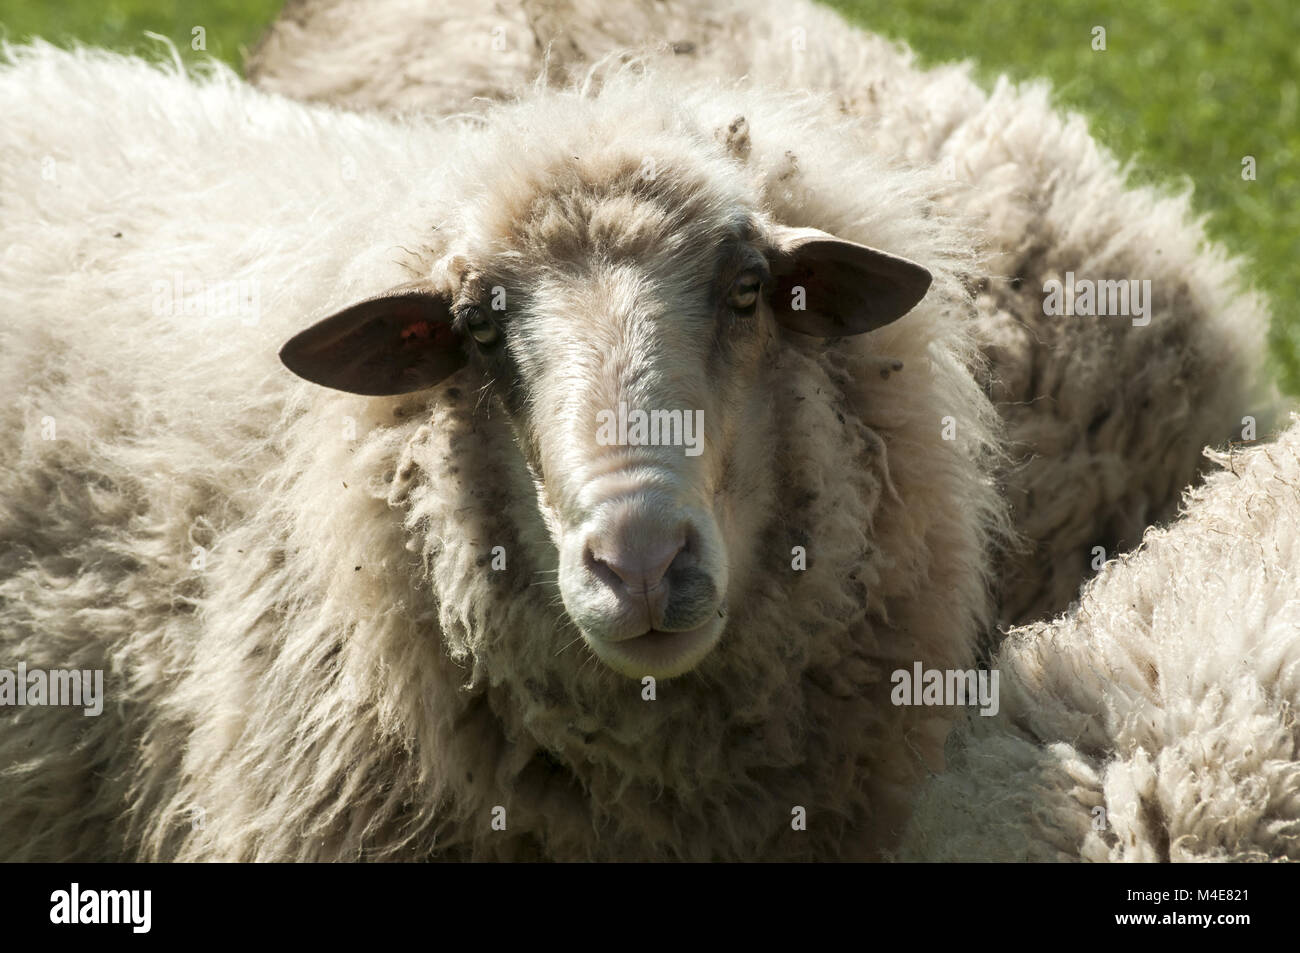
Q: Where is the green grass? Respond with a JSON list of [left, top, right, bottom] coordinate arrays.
[[0, 1, 281, 66], [3, 0, 1297, 393]]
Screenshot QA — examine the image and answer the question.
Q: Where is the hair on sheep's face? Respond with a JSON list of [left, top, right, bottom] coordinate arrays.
[[280, 148, 931, 679]]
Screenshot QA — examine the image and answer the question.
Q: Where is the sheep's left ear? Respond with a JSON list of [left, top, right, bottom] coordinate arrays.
[[768, 226, 932, 336], [279, 281, 464, 395]]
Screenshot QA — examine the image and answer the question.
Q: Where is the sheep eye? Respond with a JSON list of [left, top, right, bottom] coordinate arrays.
[[728, 273, 762, 313], [463, 307, 500, 346]]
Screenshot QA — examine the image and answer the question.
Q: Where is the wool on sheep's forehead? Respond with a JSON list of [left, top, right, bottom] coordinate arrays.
[[452, 148, 767, 347], [483, 151, 753, 257]]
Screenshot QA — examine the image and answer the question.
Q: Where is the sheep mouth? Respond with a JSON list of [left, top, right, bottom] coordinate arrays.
[[585, 615, 725, 680]]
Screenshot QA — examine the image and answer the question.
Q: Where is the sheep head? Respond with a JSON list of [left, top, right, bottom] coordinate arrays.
[[280, 137, 930, 680]]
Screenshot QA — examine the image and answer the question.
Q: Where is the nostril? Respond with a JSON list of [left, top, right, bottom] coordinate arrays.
[[583, 542, 622, 591], [681, 521, 699, 558]]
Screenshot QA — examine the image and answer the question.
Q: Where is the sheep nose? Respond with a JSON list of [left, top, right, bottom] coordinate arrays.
[[588, 534, 684, 595], [567, 501, 722, 645], [586, 517, 685, 592]]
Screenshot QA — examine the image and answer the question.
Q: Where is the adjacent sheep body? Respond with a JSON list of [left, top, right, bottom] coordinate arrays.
[[1, 43, 1003, 861], [250, 0, 1279, 628], [900, 418, 1300, 862]]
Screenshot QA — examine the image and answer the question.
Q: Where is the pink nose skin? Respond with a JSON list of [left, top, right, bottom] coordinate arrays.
[[589, 535, 684, 596], [583, 512, 689, 632]]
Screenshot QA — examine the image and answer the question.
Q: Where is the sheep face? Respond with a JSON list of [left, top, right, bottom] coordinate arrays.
[[280, 132, 931, 680], [491, 219, 769, 678]]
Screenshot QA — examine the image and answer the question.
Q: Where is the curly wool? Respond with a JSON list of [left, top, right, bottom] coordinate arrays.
[[249, 0, 1278, 630], [0, 43, 1005, 860], [898, 418, 1300, 862]]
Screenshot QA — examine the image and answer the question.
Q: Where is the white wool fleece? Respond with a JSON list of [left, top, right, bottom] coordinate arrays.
[[900, 418, 1300, 862]]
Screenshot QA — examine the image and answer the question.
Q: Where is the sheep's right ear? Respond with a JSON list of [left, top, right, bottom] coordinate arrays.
[[279, 281, 464, 396]]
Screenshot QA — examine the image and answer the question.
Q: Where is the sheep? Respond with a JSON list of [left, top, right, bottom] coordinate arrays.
[[0, 42, 1007, 861], [898, 417, 1300, 862], [248, 0, 1279, 631]]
